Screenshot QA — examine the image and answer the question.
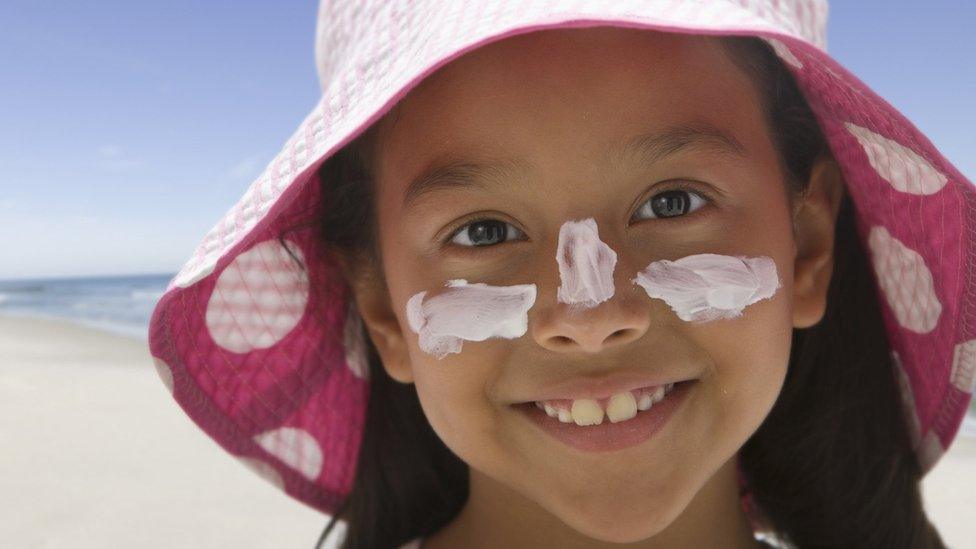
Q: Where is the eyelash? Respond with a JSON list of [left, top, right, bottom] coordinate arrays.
[[441, 181, 716, 252]]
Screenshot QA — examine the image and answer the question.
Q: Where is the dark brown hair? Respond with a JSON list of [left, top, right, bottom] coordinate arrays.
[[307, 34, 947, 549]]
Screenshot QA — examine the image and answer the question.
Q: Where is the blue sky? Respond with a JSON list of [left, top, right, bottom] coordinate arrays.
[[1, 1, 973, 280]]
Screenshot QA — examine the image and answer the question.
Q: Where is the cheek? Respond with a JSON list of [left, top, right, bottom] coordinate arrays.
[[697, 277, 793, 438], [410, 348, 506, 451]]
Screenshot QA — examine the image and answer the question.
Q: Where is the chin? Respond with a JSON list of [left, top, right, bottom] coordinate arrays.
[[544, 484, 687, 544]]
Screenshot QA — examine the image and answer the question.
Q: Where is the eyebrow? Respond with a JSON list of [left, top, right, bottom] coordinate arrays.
[[401, 122, 747, 209]]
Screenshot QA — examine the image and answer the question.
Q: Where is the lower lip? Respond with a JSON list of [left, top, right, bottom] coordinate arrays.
[[514, 380, 695, 453]]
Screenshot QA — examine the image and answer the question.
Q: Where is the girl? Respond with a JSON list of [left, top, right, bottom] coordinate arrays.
[[149, 2, 973, 548]]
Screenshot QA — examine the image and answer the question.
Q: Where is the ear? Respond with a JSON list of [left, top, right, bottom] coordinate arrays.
[[338, 252, 416, 384], [792, 154, 845, 329]]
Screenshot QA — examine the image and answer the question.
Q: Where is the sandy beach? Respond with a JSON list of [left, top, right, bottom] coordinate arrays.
[[1, 314, 973, 548], [0, 315, 327, 547]]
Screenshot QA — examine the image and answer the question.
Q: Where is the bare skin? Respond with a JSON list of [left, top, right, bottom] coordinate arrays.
[[342, 26, 844, 549]]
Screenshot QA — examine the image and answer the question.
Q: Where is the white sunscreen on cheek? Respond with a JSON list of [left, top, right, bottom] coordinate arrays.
[[631, 253, 781, 322], [406, 279, 537, 359], [556, 218, 617, 309]]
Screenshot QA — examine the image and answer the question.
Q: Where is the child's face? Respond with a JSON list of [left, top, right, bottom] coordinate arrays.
[[350, 27, 838, 544]]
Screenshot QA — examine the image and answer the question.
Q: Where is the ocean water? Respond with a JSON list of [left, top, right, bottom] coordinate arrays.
[[1, 272, 974, 436], [0, 273, 172, 341]]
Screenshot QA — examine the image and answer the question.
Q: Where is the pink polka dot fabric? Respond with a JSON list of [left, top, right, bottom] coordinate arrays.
[[148, 0, 976, 518]]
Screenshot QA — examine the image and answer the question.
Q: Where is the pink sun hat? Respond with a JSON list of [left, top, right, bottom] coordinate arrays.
[[148, 0, 976, 518]]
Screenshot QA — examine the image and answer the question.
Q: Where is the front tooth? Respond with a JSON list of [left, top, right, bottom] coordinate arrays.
[[571, 398, 604, 426], [606, 392, 638, 423]]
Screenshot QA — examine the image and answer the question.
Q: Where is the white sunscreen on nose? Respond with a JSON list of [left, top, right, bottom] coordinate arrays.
[[556, 218, 617, 309], [631, 253, 780, 322], [406, 279, 537, 359]]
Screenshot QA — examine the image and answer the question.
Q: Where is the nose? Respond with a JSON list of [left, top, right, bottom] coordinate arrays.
[[532, 283, 650, 353]]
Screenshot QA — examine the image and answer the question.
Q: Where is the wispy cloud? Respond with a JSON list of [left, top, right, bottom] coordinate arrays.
[[94, 144, 144, 171], [98, 145, 123, 157]]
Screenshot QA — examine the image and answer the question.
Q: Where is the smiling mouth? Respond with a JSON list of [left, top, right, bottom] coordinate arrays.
[[513, 379, 695, 452]]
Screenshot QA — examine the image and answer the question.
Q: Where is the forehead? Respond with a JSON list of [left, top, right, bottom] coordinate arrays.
[[371, 26, 765, 207]]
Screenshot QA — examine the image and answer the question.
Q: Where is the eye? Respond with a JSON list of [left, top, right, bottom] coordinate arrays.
[[447, 217, 526, 249], [631, 184, 711, 223]]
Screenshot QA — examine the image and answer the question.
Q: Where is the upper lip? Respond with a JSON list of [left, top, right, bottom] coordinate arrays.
[[516, 370, 697, 403]]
